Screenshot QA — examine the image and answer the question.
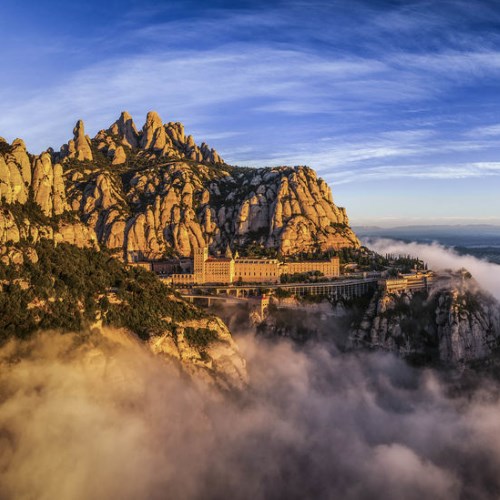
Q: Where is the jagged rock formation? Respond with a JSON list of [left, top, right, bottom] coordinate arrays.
[[92, 111, 223, 166], [435, 287, 500, 364], [254, 299, 335, 342], [32, 152, 69, 215], [348, 276, 500, 365], [60, 120, 93, 162], [107, 110, 139, 149], [0, 112, 359, 260], [148, 316, 247, 391], [0, 137, 97, 251], [0, 138, 30, 204], [78, 161, 358, 259]]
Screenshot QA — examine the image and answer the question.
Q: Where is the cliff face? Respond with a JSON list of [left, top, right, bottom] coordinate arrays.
[[148, 316, 248, 391], [348, 278, 500, 365], [0, 138, 98, 262], [0, 111, 359, 260], [435, 288, 500, 364]]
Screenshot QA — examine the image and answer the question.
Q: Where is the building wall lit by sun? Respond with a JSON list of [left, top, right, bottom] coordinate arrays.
[[169, 246, 340, 285]]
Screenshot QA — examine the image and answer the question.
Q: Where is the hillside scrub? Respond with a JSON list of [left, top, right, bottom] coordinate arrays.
[[0, 240, 203, 342]]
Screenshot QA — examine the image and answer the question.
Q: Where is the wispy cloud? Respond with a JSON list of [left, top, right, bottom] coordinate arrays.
[[0, 47, 438, 150], [1, 1, 500, 154], [330, 162, 500, 185], [232, 127, 500, 184], [466, 124, 500, 138], [0, 0, 499, 223]]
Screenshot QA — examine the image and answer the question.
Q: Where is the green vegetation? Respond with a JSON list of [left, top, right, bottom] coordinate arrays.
[[274, 288, 293, 298], [299, 293, 326, 303], [0, 141, 13, 154], [234, 229, 279, 258], [388, 255, 426, 274], [183, 326, 218, 348], [335, 246, 386, 270], [282, 249, 334, 262], [4, 200, 81, 231], [335, 246, 426, 273], [0, 240, 203, 343]]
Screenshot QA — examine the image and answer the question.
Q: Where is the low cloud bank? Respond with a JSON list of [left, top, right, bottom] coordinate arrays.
[[365, 237, 500, 300], [2, 329, 500, 499]]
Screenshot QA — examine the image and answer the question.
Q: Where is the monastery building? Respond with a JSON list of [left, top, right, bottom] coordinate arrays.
[[170, 246, 340, 285]]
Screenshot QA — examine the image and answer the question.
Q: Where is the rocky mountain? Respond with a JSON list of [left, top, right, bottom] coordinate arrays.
[[0, 111, 359, 262], [348, 274, 500, 365], [0, 240, 247, 390]]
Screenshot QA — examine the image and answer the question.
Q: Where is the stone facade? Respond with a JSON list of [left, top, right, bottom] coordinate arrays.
[[380, 271, 435, 293], [171, 246, 340, 285], [282, 259, 340, 278], [234, 258, 281, 283]]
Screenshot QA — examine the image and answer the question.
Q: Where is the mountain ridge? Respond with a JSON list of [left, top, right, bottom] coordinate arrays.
[[0, 111, 359, 261]]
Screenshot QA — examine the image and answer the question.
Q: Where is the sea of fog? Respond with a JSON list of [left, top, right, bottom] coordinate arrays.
[[355, 225, 500, 265], [366, 238, 500, 301], [1, 241, 500, 499]]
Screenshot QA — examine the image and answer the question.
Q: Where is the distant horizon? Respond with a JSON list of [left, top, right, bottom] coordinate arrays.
[[352, 219, 500, 229]]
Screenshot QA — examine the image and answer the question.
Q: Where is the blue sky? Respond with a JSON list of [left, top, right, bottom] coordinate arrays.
[[1, 0, 500, 226]]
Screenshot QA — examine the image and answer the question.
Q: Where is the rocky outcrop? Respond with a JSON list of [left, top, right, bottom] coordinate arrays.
[[0, 138, 29, 204], [133, 111, 224, 163], [11, 139, 31, 186], [60, 120, 93, 162], [0, 208, 97, 248], [107, 111, 139, 149], [141, 110, 165, 150], [32, 152, 69, 216], [0, 112, 359, 260], [0, 139, 97, 250], [348, 277, 500, 365], [148, 316, 248, 391], [0, 235, 246, 388], [254, 297, 336, 342], [435, 288, 500, 364], [89, 325, 247, 393], [72, 160, 358, 259]]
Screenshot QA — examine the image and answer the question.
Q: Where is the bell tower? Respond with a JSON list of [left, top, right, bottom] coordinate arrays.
[[193, 246, 208, 283]]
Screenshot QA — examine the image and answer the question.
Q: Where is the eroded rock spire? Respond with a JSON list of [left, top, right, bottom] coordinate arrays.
[[141, 111, 166, 150], [108, 111, 139, 149], [60, 119, 93, 162]]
